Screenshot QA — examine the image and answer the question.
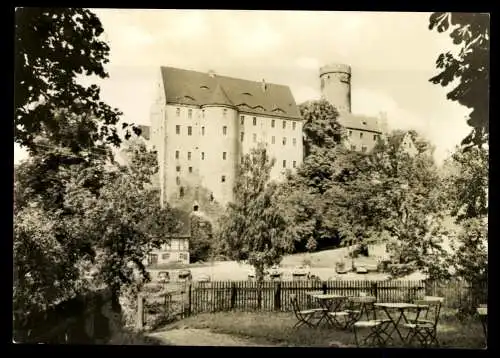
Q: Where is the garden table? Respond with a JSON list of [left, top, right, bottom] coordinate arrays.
[[307, 293, 349, 329], [374, 302, 428, 344], [477, 306, 487, 347], [345, 296, 377, 328]]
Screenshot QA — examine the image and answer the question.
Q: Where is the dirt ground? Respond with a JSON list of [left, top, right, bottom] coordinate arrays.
[[146, 328, 276, 346]]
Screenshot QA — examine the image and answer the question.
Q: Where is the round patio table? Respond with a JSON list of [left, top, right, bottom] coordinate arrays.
[[374, 302, 428, 344], [307, 293, 349, 329]]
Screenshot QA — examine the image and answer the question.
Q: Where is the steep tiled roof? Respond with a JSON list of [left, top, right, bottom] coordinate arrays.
[[160, 66, 302, 120], [338, 113, 382, 133]]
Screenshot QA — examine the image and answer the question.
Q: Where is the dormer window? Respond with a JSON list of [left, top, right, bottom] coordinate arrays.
[[184, 95, 195, 101], [362, 121, 367, 125], [242, 92, 252, 96], [200, 85, 209, 90]]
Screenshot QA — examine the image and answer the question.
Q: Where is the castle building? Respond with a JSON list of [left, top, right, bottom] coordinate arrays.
[[319, 63, 388, 153], [148, 66, 304, 208]]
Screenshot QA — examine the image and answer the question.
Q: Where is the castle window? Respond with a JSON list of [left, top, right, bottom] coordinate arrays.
[[188, 109, 192, 119], [176, 108, 180, 117], [253, 133, 257, 143], [189, 166, 193, 173], [175, 150, 180, 159], [282, 121, 286, 129], [201, 152, 205, 160], [176, 176, 180, 185], [202, 109, 205, 118], [179, 186, 184, 198], [351, 145, 357, 151], [176, 165, 181, 172], [240, 115, 245, 125], [188, 126, 192, 136], [253, 117, 257, 126], [223, 152, 227, 160], [240, 132, 244, 142], [293, 138, 297, 146], [223, 126, 227, 135], [373, 134, 378, 141], [293, 121, 296, 130], [362, 146, 367, 153], [349, 130, 353, 137], [272, 136, 275, 144], [293, 160, 296, 168], [202, 126, 205, 135], [359, 132, 363, 139], [271, 119, 275, 128], [223, 108, 227, 117], [188, 152, 191, 160], [282, 160, 286, 168], [282, 137, 287, 146], [221, 175, 226, 183], [176, 125, 180, 135]]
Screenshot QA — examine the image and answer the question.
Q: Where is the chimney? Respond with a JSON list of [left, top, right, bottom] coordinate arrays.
[[208, 70, 216, 78], [261, 79, 267, 92]]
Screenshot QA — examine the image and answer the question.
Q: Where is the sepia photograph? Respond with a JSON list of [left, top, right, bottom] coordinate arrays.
[[13, 9, 489, 348]]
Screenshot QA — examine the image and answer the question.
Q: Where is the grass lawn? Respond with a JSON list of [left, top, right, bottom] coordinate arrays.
[[159, 309, 486, 348]]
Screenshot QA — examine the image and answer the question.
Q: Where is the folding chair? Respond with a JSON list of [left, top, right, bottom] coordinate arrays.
[[403, 296, 444, 347], [290, 294, 326, 329], [351, 297, 392, 347]]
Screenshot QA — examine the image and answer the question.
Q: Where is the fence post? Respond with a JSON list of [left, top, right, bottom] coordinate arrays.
[[322, 282, 327, 294], [372, 282, 378, 300], [274, 282, 281, 311], [230, 282, 237, 310], [187, 283, 192, 317], [136, 294, 144, 330]]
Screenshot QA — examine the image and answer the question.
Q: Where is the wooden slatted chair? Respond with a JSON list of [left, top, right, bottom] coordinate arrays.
[[351, 296, 392, 347], [403, 296, 444, 347], [290, 294, 326, 329]]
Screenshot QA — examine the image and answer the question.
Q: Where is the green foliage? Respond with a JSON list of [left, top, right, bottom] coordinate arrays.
[[14, 8, 141, 152], [429, 12, 490, 147], [189, 212, 214, 262], [14, 139, 183, 327], [299, 99, 344, 156], [443, 146, 488, 223], [335, 132, 451, 279], [217, 145, 294, 281], [449, 218, 487, 284]]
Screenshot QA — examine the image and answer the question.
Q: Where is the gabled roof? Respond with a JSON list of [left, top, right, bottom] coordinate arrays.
[[388, 132, 408, 147], [160, 66, 302, 120], [338, 112, 382, 133], [138, 125, 150, 140]]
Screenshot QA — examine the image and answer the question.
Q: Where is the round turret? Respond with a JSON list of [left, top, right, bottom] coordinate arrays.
[[319, 63, 352, 113]]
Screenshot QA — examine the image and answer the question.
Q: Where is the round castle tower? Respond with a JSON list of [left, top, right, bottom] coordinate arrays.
[[319, 63, 352, 114]]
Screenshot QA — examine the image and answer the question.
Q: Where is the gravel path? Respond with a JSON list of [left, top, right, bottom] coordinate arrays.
[[147, 328, 274, 346]]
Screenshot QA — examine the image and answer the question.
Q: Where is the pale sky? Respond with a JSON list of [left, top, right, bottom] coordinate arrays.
[[14, 9, 472, 165]]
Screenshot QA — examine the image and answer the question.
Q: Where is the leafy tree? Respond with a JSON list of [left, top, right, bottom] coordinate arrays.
[[428, 12, 490, 147], [340, 132, 451, 279], [217, 145, 293, 282], [14, 8, 140, 154], [189, 212, 214, 262], [443, 146, 488, 223], [299, 99, 344, 157]]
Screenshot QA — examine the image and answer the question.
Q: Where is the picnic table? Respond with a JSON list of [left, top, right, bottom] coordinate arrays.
[[306, 292, 349, 329], [374, 302, 428, 344]]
